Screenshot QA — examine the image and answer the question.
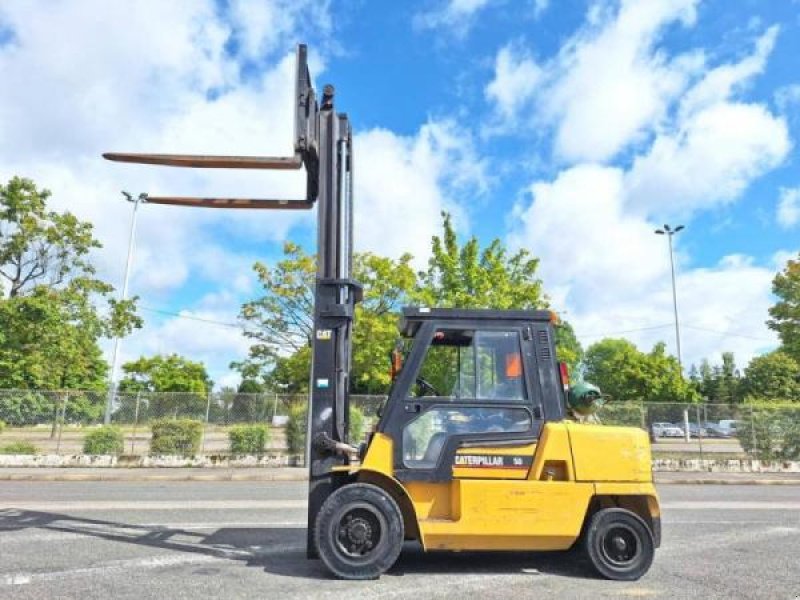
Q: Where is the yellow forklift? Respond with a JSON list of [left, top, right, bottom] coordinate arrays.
[[105, 44, 660, 582]]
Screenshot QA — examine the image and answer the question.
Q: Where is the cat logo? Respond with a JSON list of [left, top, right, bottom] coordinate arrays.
[[452, 454, 532, 469]]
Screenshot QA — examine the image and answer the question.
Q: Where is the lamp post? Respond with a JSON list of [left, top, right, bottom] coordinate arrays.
[[654, 224, 684, 372], [104, 192, 147, 425]]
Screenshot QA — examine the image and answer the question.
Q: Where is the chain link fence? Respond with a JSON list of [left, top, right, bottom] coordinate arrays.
[[0, 390, 797, 460]]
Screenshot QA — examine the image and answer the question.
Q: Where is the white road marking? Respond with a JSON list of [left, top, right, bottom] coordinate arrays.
[[1, 554, 230, 586], [662, 501, 800, 510], [0, 500, 307, 510], [0, 521, 306, 544]]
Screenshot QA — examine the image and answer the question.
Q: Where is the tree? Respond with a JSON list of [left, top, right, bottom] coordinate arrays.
[[234, 243, 416, 393], [118, 354, 213, 418], [234, 213, 581, 394], [583, 338, 697, 403], [416, 212, 545, 309], [741, 351, 800, 401], [691, 353, 742, 403], [768, 253, 800, 360], [0, 176, 140, 402]]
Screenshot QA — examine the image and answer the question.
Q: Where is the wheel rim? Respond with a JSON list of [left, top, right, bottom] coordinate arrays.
[[599, 524, 639, 567], [331, 502, 386, 563]]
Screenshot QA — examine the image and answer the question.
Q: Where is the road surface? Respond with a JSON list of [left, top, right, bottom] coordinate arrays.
[[0, 481, 797, 599]]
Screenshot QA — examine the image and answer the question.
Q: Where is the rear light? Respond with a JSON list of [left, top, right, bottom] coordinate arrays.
[[558, 362, 570, 391]]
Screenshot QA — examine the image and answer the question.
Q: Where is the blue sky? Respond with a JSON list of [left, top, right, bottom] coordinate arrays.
[[0, 0, 798, 388]]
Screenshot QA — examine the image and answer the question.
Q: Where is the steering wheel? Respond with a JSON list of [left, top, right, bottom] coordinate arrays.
[[415, 377, 440, 397]]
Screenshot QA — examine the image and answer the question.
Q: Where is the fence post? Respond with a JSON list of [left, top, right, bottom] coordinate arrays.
[[749, 404, 757, 458], [695, 404, 704, 464], [55, 392, 67, 454], [683, 409, 690, 442], [273, 392, 279, 422], [201, 392, 212, 455], [130, 392, 141, 455]]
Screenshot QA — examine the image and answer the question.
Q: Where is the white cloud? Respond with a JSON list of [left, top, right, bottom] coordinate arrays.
[[413, 0, 493, 38], [354, 120, 488, 264], [777, 188, 800, 228], [485, 0, 703, 160], [775, 83, 800, 112], [509, 165, 781, 369], [532, 0, 549, 19], [485, 44, 542, 122], [0, 1, 335, 386], [624, 102, 790, 216], [679, 26, 778, 117]]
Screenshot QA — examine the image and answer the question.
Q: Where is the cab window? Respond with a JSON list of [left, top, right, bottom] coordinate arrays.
[[411, 329, 527, 402]]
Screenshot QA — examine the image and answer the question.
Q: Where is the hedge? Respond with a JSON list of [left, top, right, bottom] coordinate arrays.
[[736, 402, 800, 461], [228, 424, 270, 454], [286, 404, 366, 456], [0, 420, 5, 434], [83, 426, 124, 455], [0, 441, 38, 454], [150, 419, 203, 456]]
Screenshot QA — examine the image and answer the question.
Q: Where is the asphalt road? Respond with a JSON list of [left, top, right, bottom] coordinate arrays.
[[0, 482, 797, 599]]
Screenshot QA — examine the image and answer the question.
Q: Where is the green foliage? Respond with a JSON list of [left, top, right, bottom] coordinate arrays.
[[286, 403, 307, 456], [690, 353, 742, 403], [234, 243, 417, 394], [0, 177, 141, 390], [349, 405, 365, 445], [149, 419, 203, 456], [596, 403, 645, 428], [83, 426, 124, 455], [0, 441, 38, 454], [736, 402, 800, 460], [0, 420, 5, 434], [741, 351, 800, 401], [415, 212, 546, 310], [119, 355, 212, 418], [228, 424, 270, 454], [233, 215, 581, 397], [0, 391, 51, 426], [768, 253, 800, 360], [583, 339, 698, 403], [554, 321, 583, 374]]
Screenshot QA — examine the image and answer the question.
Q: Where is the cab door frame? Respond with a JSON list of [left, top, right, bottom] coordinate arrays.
[[378, 319, 547, 483]]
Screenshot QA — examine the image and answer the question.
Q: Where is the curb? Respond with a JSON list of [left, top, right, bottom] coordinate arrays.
[[655, 478, 800, 485], [0, 471, 309, 482], [2, 471, 798, 484]]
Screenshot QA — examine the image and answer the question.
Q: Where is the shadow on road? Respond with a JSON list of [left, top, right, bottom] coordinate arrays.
[[0, 508, 594, 581]]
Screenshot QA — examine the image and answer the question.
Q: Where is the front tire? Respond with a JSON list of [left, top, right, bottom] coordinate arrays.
[[315, 483, 404, 580], [583, 508, 655, 581]]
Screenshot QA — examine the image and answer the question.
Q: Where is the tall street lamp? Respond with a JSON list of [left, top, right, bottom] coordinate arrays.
[[654, 224, 684, 372], [104, 192, 147, 424]]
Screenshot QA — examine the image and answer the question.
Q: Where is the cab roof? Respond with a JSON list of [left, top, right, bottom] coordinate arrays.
[[399, 306, 555, 337]]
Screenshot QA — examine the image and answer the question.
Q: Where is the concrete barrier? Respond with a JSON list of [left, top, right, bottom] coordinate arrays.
[[1, 454, 799, 472], [0, 453, 291, 468]]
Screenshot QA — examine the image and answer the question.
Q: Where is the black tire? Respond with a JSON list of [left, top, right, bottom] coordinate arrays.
[[583, 508, 655, 581], [315, 483, 404, 580]]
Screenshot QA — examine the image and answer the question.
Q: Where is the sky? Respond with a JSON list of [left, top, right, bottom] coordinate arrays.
[[0, 0, 798, 389]]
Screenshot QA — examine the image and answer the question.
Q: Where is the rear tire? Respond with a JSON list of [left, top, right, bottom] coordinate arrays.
[[315, 483, 404, 580], [583, 508, 654, 581]]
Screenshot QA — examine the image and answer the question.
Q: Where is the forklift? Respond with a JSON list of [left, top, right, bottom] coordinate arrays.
[[105, 44, 660, 581]]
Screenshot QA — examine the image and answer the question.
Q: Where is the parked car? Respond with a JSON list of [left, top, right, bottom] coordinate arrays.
[[706, 420, 738, 438], [651, 422, 684, 438], [686, 422, 709, 437]]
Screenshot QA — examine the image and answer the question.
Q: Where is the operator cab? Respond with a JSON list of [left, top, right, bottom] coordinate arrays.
[[376, 307, 566, 483]]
